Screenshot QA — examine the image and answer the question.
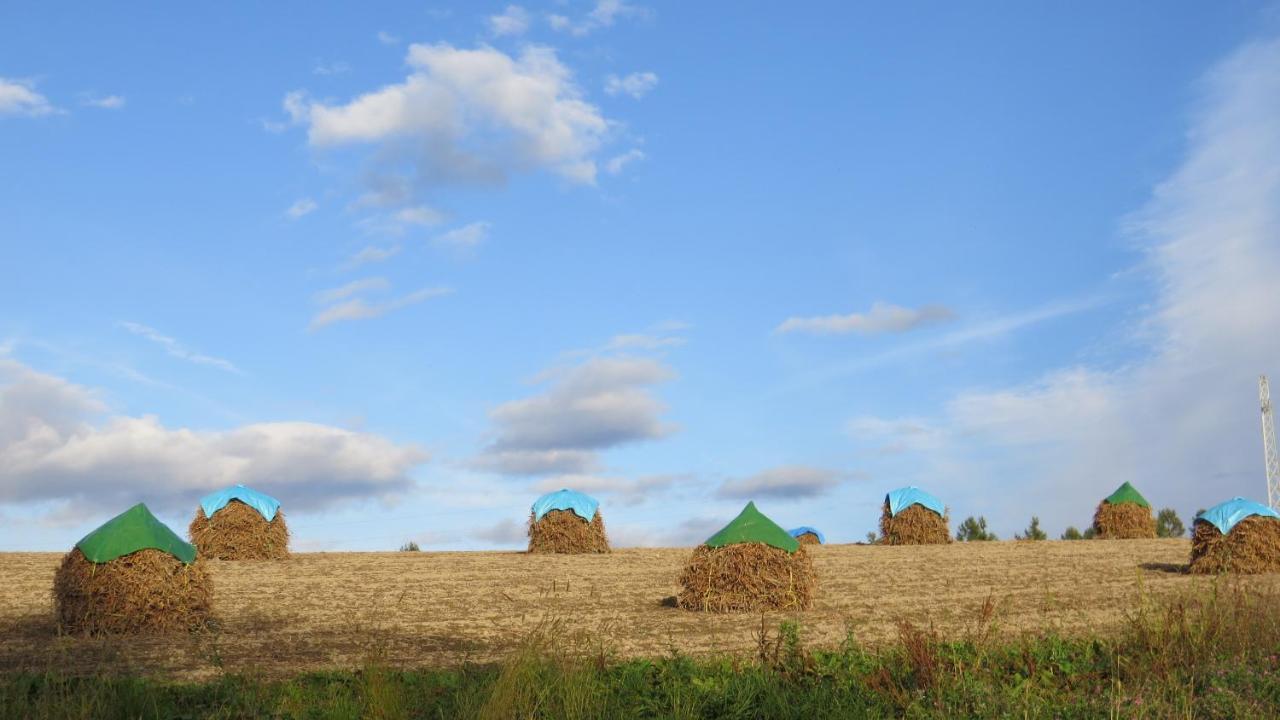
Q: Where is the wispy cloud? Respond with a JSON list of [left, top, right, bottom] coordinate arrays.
[[548, 0, 645, 36], [432, 221, 490, 250], [119, 322, 242, 375], [343, 244, 401, 270], [605, 72, 658, 99], [81, 94, 125, 110], [286, 197, 318, 219], [605, 149, 644, 175], [376, 31, 400, 45], [488, 5, 531, 36], [314, 277, 391, 304], [716, 465, 856, 499], [313, 60, 350, 76], [309, 287, 452, 330], [778, 301, 955, 336]]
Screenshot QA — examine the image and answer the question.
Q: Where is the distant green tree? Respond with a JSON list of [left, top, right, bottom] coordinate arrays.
[[1083, 526, 1098, 539], [399, 541, 421, 552], [1016, 516, 1047, 541], [956, 516, 998, 542], [865, 531, 878, 544], [1060, 526, 1083, 540], [1155, 508, 1186, 538]]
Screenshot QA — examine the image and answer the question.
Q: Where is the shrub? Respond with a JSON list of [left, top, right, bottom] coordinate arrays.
[[955, 516, 998, 542], [398, 541, 420, 552], [1155, 508, 1186, 538], [1015, 516, 1046, 541]]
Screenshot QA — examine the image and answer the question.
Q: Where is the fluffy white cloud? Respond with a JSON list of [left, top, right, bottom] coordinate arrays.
[[286, 197, 318, 219], [475, 356, 676, 475], [0, 78, 57, 117], [778, 302, 955, 335], [310, 286, 452, 330], [489, 5, 531, 36], [286, 43, 609, 195], [119, 322, 241, 375], [604, 71, 657, 99], [0, 359, 428, 513], [858, 37, 1280, 535], [716, 465, 850, 499]]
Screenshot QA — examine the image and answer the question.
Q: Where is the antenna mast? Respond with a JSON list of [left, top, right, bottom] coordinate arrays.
[[1262, 375, 1280, 510]]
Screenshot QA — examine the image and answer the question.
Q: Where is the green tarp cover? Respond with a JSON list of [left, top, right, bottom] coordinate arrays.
[[703, 501, 800, 553], [1103, 481, 1150, 508], [75, 503, 197, 564]]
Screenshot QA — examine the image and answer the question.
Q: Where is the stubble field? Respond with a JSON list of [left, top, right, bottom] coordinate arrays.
[[2, 539, 1273, 681]]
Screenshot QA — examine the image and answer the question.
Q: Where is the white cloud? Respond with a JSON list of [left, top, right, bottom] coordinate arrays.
[[343, 244, 402, 269], [286, 197, 318, 219], [314, 277, 391, 305], [604, 71, 657, 98], [489, 5, 531, 36], [605, 149, 644, 175], [475, 356, 677, 475], [548, 0, 644, 36], [309, 286, 452, 330], [82, 94, 125, 110], [777, 302, 955, 335], [377, 31, 400, 45], [358, 205, 447, 236], [716, 465, 851, 499], [119, 322, 242, 375], [469, 448, 601, 475], [286, 43, 610, 195], [432, 221, 490, 249], [864, 36, 1280, 536], [0, 358, 428, 514], [0, 78, 57, 117]]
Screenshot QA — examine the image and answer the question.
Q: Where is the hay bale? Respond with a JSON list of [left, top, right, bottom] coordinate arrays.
[[527, 509, 610, 554], [53, 547, 212, 635], [879, 501, 951, 545], [189, 499, 290, 560], [1189, 516, 1280, 574], [795, 532, 822, 546], [1092, 501, 1155, 539], [676, 542, 815, 612]]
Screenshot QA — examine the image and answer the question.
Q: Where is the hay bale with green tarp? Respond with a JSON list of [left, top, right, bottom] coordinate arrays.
[[54, 503, 212, 635], [527, 489, 610, 554], [880, 486, 951, 545], [1092, 482, 1156, 539], [189, 484, 290, 560], [1189, 498, 1280, 574], [677, 501, 816, 612]]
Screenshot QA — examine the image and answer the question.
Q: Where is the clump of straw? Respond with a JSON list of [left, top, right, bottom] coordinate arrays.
[[53, 548, 212, 635], [1189, 516, 1280, 574], [1091, 501, 1155, 539], [527, 509, 610, 554], [676, 542, 815, 613], [188, 499, 290, 560], [880, 502, 951, 545]]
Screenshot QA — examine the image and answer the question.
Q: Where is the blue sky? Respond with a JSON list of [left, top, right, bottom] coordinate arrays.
[[3, 2, 1280, 550]]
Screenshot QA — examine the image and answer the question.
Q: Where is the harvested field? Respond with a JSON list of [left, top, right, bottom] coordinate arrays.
[[1, 540, 1276, 680]]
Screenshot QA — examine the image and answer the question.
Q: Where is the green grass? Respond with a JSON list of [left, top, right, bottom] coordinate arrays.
[[4, 581, 1278, 719]]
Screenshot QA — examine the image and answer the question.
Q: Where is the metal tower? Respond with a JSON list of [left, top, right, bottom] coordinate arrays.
[[1262, 375, 1280, 511]]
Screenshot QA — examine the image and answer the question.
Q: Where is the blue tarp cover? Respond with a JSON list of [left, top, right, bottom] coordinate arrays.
[[886, 486, 945, 518], [788, 526, 826, 544], [532, 489, 599, 522], [1196, 497, 1280, 535], [200, 484, 281, 522]]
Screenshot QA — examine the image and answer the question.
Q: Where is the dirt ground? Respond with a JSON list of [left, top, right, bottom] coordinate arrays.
[[2, 539, 1274, 680]]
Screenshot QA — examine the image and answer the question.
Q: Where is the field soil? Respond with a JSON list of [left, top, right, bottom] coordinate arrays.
[[2, 540, 1274, 680]]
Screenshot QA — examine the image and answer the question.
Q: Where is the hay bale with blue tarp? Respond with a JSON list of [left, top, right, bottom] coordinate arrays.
[[1189, 498, 1280, 574], [189, 484, 289, 560], [54, 503, 212, 635], [880, 486, 951, 545], [1091, 482, 1155, 539], [677, 502, 816, 612], [788, 526, 825, 545], [527, 489, 609, 554]]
